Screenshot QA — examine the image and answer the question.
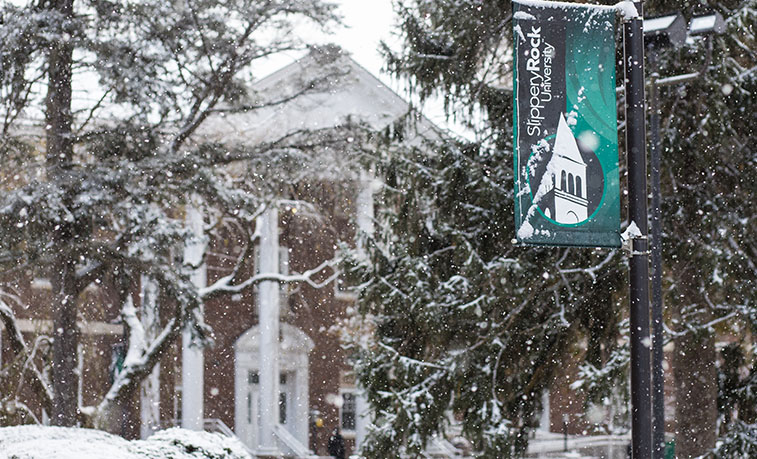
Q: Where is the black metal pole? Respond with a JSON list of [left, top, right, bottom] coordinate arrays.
[[649, 57, 666, 459], [623, 3, 652, 458]]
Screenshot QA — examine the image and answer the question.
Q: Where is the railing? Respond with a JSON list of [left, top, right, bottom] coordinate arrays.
[[203, 418, 237, 439], [272, 423, 320, 459], [205, 418, 278, 458]]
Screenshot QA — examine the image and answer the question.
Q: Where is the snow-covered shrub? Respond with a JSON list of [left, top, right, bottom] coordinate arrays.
[[134, 428, 251, 459], [711, 421, 757, 459], [0, 425, 252, 459]]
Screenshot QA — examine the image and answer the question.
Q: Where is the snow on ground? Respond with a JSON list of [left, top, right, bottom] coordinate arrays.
[[0, 426, 251, 459]]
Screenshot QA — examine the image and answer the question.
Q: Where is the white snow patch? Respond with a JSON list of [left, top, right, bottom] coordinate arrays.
[[712, 267, 724, 285], [0, 425, 252, 459], [620, 221, 642, 242], [513, 0, 639, 20], [614, 1, 640, 20], [577, 86, 586, 103], [565, 110, 578, 127], [517, 220, 536, 240], [514, 11, 536, 21], [514, 24, 526, 43]]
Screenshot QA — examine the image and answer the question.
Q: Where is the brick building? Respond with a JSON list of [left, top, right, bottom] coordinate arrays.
[[0, 45, 437, 457]]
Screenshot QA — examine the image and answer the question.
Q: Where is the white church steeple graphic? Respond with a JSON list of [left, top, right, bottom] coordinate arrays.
[[543, 113, 589, 224]]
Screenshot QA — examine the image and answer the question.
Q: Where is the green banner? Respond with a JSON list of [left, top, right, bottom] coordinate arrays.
[[513, 0, 620, 247]]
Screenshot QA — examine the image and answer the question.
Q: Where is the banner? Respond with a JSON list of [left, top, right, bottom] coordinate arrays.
[[513, 0, 620, 247]]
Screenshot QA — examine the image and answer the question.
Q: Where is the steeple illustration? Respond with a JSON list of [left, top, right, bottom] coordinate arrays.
[[543, 113, 588, 224]]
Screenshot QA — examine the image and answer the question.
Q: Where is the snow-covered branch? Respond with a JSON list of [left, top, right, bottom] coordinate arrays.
[[91, 316, 180, 429], [121, 295, 147, 369], [0, 298, 54, 414], [0, 297, 27, 356], [556, 250, 618, 282], [199, 257, 341, 300]]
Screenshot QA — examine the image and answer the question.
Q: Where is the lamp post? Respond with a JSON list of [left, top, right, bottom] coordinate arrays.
[[623, 4, 652, 457], [642, 11, 725, 459]]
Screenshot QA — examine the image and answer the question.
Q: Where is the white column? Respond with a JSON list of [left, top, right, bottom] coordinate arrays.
[[356, 172, 379, 251], [293, 353, 310, 447], [539, 390, 551, 432], [354, 173, 378, 453], [182, 205, 206, 430], [140, 276, 161, 438], [257, 206, 281, 455], [355, 389, 370, 452]]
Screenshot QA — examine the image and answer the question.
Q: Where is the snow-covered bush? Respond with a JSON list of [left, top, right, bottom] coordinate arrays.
[[0, 426, 251, 459], [711, 421, 757, 459]]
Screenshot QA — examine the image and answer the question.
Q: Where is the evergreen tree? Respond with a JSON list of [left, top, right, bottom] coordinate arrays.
[[347, 1, 628, 456], [348, 0, 756, 457], [0, 0, 349, 429]]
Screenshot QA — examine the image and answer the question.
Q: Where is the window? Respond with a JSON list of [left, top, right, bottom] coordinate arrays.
[[279, 372, 288, 424], [279, 392, 287, 424], [247, 392, 252, 424], [560, 171, 567, 191], [575, 176, 582, 198], [341, 392, 356, 432], [568, 173, 575, 194]]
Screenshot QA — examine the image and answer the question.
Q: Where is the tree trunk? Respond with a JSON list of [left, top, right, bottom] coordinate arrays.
[[673, 326, 718, 457], [46, 0, 79, 427]]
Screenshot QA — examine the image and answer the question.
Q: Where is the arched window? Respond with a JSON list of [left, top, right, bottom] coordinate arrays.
[[560, 171, 567, 191], [575, 176, 582, 198], [568, 173, 574, 194]]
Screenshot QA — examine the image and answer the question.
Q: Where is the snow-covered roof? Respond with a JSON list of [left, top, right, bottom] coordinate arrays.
[[195, 45, 440, 147]]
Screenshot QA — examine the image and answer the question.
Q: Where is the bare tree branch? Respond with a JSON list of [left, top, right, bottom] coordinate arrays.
[[200, 256, 340, 301], [0, 299, 54, 415]]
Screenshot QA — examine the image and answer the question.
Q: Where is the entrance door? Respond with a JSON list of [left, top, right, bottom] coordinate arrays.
[[234, 324, 313, 452], [241, 370, 297, 448], [279, 372, 296, 428]]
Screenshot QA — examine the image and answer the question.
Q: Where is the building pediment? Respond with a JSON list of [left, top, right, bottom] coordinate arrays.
[[234, 322, 314, 355]]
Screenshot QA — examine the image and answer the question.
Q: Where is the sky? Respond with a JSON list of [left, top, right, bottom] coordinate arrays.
[[330, 0, 398, 77], [259, 0, 398, 84], [281, 0, 461, 135], [12, 0, 458, 133]]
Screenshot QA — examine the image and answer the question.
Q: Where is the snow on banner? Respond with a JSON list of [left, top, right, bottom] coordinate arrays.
[[513, 0, 621, 247]]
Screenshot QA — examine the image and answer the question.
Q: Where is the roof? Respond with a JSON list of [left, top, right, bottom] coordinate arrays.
[[195, 45, 440, 147]]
